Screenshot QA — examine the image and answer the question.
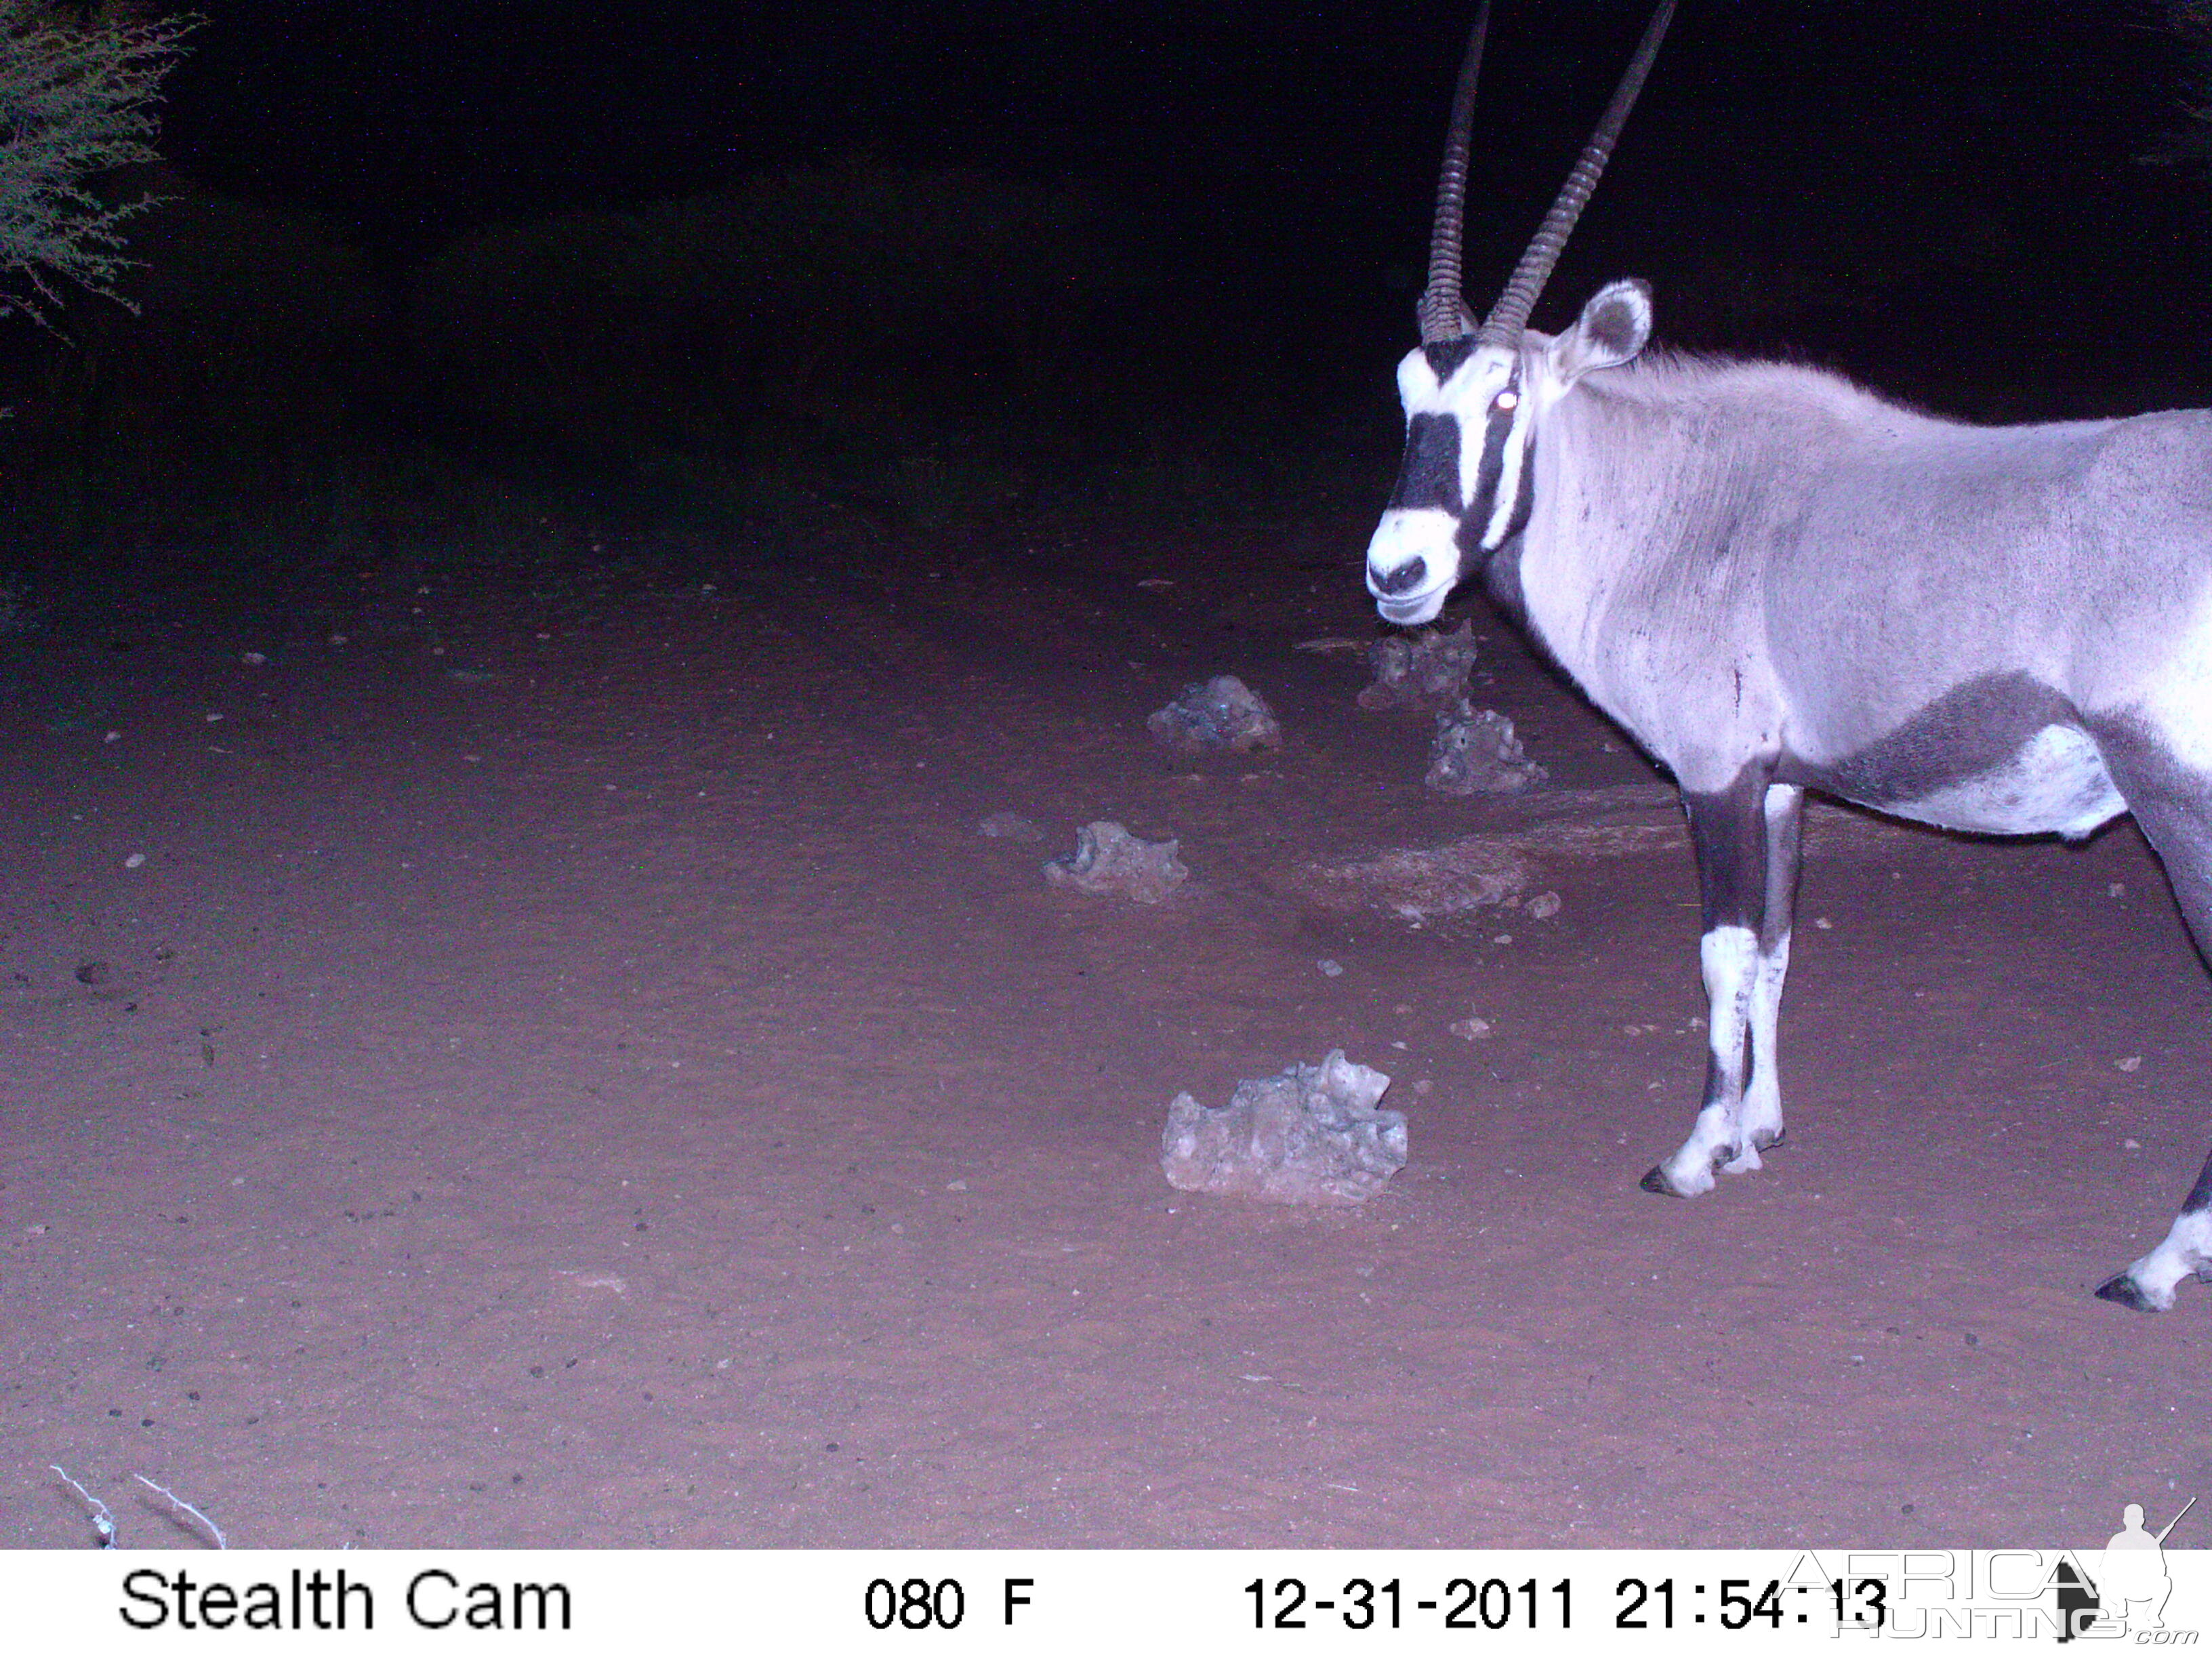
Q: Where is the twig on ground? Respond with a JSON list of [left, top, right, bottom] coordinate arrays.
[[134, 1474, 227, 1549], [49, 1465, 117, 1549]]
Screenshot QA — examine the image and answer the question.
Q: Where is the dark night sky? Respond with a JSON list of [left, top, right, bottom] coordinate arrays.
[[135, 3, 2212, 417]]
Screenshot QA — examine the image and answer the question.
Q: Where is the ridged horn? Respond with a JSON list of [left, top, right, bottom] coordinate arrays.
[[1476, 0, 1675, 350], [1416, 2, 1491, 345]]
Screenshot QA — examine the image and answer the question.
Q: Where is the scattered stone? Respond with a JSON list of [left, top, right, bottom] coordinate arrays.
[[1285, 838, 1534, 921], [1147, 675, 1282, 755], [2116, 1056, 2143, 1073], [1525, 890, 1561, 920], [1044, 821, 1188, 904], [1427, 703, 1547, 795], [1316, 958, 1345, 978], [978, 811, 1043, 842], [1448, 1015, 1492, 1040], [1160, 1050, 1407, 1206], [123, 853, 146, 869], [1359, 621, 1479, 710], [73, 962, 112, 987]]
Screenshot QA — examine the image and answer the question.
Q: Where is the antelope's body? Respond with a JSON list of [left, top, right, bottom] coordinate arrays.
[[1366, 0, 2212, 1310]]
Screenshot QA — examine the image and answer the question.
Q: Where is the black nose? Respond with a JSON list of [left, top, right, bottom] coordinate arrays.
[[1368, 557, 1427, 596]]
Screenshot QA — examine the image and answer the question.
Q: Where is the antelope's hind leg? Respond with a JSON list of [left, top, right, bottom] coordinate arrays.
[[2070, 739, 2212, 1309], [2097, 1149, 2212, 1312], [1643, 775, 1803, 1197], [2087, 756, 2212, 1310]]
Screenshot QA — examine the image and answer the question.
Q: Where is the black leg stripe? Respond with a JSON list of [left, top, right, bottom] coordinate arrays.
[[2183, 1147, 2212, 1216], [1685, 767, 1774, 935]]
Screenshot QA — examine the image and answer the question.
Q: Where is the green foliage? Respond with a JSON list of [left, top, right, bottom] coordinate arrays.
[[0, 1, 194, 324], [0, 185, 382, 459]]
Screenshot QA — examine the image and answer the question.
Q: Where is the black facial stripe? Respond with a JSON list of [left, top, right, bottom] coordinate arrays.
[[1388, 413, 1462, 512], [1463, 368, 1534, 551], [1469, 398, 1514, 516], [1421, 337, 1479, 380]]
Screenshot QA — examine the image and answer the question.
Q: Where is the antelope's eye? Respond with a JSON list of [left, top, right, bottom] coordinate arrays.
[[1494, 390, 1519, 412]]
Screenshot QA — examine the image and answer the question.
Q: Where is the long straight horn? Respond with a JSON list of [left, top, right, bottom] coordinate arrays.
[[1477, 0, 1675, 349], [1416, 1, 1491, 345]]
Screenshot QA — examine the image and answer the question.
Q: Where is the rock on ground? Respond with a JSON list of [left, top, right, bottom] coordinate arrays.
[[1161, 1050, 1406, 1206], [1428, 703, 1547, 795], [978, 811, 1043, 842], [1358, 622, 1479, 710], [1279, 837, 1536, 922], [1044, 821, 1189, 904], [1147, 675, 1282, 754]]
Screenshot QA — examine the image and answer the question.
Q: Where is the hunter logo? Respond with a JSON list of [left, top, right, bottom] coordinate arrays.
[[2058, 1498, 2199, 1642]]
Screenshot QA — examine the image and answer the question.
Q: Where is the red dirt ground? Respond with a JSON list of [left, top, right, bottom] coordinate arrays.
[[3, 519, 2206, 1549]]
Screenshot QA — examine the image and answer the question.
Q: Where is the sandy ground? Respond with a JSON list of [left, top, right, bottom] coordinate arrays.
[[1, 516, 2206, 1550]]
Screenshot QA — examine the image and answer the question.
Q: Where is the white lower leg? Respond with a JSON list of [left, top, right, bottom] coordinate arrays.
[[1728, 931, 1792, 1170], [2113, 1209, 2212, 1312], [1660, 925, 1758, 1195]]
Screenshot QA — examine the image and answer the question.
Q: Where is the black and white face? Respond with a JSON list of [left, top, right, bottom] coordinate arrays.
[[1365, 337, 1533, 627], [1364, 279, 1655, 627]]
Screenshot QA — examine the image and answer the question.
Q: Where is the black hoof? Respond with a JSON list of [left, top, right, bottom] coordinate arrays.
[[1639, 1166, 1682, 1197], [1750, 1127, 1786, 1152], [2093, 1273, 2160, 1313]]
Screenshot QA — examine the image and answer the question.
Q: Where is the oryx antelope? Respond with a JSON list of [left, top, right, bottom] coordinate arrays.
[[1367, 0, 2212, 1309]]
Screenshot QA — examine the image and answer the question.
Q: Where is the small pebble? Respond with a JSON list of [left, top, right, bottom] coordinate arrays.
[[2109, 882, 2126, 898], [1449, 1016, 1492, 1040], [1814, 916, 1832, 930], [241, 651, 267, 665], [1525, 891, 1561, 920], [1317, 959, 1344, 977], [2117, 1056, 2143, 1073], [123, 853, 146, 869], [2123, 1138, 2143, 1151], [1492, 934, 1513, 945]]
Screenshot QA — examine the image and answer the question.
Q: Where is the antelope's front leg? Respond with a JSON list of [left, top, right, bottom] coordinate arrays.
[[1733, 783, 1803, 1164], [1642, 773, 1798, 1197]]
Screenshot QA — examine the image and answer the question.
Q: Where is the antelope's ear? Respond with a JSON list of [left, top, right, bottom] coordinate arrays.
[[1549, 279, 1652, 387]]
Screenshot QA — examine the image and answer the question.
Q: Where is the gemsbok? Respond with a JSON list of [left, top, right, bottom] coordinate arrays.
[[1364, 0, 2212, 1309]]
